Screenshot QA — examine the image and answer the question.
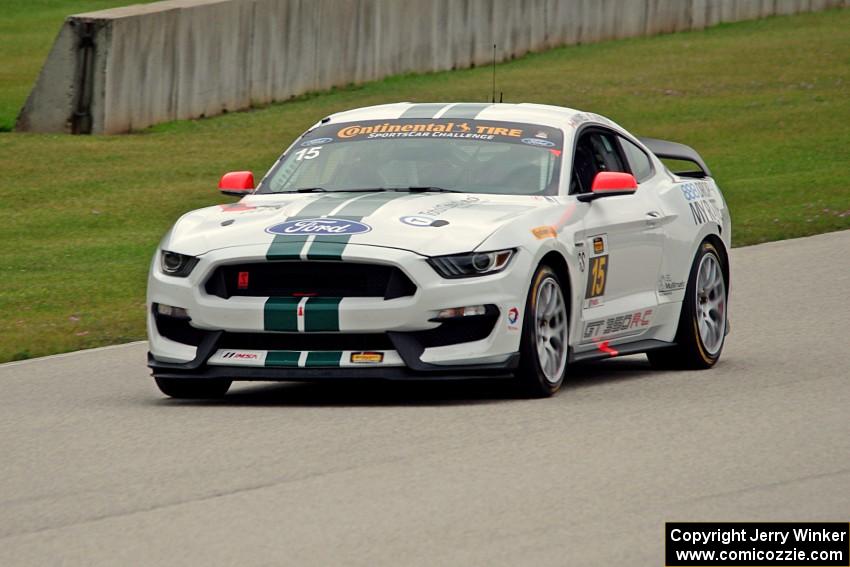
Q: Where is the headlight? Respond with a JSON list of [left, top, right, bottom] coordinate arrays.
[[428, 249, 515, 278], [160, 251, 199, 277]]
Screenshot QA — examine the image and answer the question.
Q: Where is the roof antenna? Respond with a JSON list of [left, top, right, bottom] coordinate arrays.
[[491, 44, 497, 103]]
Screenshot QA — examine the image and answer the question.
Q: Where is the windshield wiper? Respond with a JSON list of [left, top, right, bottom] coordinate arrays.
[[397, 186, 462, 193], [290, 187, 462, 194], [292, 187, 389, 193]]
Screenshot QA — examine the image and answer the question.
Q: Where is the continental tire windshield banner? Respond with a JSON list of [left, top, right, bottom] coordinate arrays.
[[300, 119, 564, 150]]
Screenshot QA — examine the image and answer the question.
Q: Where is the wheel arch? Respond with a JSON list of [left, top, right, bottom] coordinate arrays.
[[702, 233, 730, 290], [538, 250, 573, 311]]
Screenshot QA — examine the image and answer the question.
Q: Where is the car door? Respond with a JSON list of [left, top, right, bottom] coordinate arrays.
[[571, 128, 666, 341]]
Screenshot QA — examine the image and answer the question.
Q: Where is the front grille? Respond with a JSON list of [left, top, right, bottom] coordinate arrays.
[[219, 332, 395, 351], [205, 261, 417, 300]]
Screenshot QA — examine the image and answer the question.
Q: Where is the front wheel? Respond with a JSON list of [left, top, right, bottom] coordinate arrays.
[[648, 241, 727, 370], [516, 265, 569, 397], [155, 377, 232, 399]]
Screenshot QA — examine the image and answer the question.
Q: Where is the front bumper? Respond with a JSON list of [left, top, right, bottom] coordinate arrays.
[[147, 242, 529, 381]]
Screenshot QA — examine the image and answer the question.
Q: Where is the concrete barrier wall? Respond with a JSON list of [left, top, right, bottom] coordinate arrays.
[[16, 0, 849, 134]]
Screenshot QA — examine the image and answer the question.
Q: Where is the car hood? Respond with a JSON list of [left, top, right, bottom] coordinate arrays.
[[166, 192, 558, 257]]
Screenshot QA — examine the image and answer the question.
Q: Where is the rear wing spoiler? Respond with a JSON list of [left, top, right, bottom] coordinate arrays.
[[638, 137, 712, 178]]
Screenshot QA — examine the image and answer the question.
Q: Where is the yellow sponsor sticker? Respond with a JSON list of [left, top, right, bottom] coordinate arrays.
[[593, 236, 605, 254], [532, 225, 557, 239], [350, 351, 384, 364]]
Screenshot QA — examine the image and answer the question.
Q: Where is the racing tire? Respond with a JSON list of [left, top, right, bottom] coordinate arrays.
[[647, 241, 727, 370], [516, 265, 569, 397], [154, 377, 232, 399]]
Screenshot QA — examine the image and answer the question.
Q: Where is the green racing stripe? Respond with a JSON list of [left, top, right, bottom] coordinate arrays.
[[263, 296, 342, 332], [263, 191, 414, 331], [303, 297, 342, 331], [399, 103, 450, 118], [266, 193, 353, 260], [304, 351, 343, 367], [264, 297, 300, 331], [263, 350, 344, 367], [265, 351, 300, 367], [304, 191, 409, 260]]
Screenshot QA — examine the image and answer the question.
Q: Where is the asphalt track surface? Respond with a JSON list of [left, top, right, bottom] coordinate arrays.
[[2, 230, 848, 566]]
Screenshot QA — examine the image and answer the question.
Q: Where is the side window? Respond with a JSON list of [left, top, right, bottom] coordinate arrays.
[[619, 137, 653, 183], [590, 133, 627, 173], [571, 130, 628, 193]]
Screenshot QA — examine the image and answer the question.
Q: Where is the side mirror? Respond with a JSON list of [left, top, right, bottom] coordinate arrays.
[[577, 172, 638, 202], [219, 171, 254, 196]]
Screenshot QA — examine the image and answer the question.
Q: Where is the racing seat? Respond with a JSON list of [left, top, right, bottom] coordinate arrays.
[[572, 144, 597, 193]]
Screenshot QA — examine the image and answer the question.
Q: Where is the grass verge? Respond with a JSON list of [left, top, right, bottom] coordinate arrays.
[[0, 8, 848, 362]]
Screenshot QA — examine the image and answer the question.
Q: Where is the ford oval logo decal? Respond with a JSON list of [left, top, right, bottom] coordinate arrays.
[[301, 137, 334, 147], [266, 218, 372, 236], [521, 137, 556, 147]]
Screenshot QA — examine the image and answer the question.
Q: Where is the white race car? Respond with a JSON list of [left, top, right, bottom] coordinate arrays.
[[147, 102, 731, 398]]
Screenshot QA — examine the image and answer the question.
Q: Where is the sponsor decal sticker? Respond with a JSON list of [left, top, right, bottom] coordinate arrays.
[[508, 307, 519, 324], [593, 236, 605, 255], [221, 351, 259, 360], [417, 194, 481, 217], [521, 137, 556, 147], [400, 215, 450, 228], [583, 309, 653, 341], [350, 352, 384, 364], [301, 137, 333, 147], [507, 306, 520, 331], [531, 225, 557, 239], [588, 234, 608, 257], [658, 274, 686, 295], [680, 180, 723, 226], [266, 218, 371, 236], [337, 121, 525, 140], [327, 119, 563, 150], [680, 180, 715, 202], [400, 215, 433, 227]]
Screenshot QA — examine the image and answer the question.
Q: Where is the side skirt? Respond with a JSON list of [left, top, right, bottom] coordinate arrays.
[[568, 339, 674, 364]]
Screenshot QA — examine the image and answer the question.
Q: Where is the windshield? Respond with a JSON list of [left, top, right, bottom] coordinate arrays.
[[257, 118, 564, 195]]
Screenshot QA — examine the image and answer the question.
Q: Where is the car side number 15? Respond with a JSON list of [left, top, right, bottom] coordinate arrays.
[[586, 255, 608, 299]]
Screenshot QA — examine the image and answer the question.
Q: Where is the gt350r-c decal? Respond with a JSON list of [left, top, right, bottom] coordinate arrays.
[[582, 309, 653, 341]]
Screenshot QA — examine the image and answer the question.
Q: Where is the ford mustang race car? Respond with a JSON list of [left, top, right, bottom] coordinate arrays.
[[148, 102, 731, 398]]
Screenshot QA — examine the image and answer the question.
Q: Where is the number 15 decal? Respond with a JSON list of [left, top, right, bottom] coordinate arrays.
[[585, 254, 608, 299], [294, 147, 322, 161]]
